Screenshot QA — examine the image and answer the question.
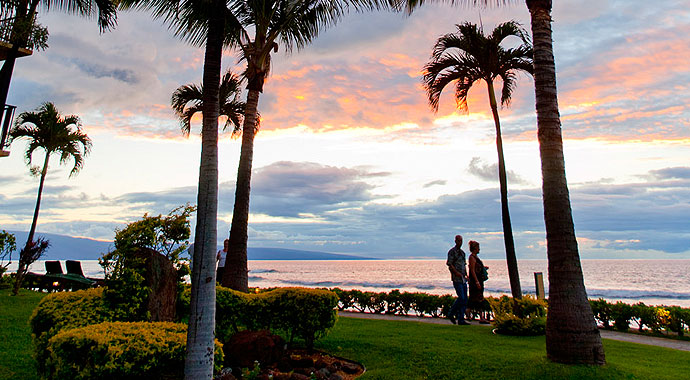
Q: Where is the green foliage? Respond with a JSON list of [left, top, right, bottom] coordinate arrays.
[[181, 286, 338, 349], [0, 230, 16, 271], [44, 321, 223, 380], [0, 290, 47, 380], [592, 299, 690, 337], [30, 288, 113, 375], [99, 205, 195, 321], [490, 295, 547, 336]]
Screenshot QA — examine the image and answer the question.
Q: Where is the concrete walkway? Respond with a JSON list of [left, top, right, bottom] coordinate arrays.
[[338, 311, 690, 352]]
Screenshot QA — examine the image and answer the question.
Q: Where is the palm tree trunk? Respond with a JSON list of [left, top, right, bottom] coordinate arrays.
[[486, 79, 522, 300], [12, 151, 49, 295], [222, 85, 261, 292], [184, 6, 223, 379], [526, 0, 605, 365]]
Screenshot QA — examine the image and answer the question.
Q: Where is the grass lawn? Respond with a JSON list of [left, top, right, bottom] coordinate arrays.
[[317, 317, 690, 380], [0, 289, 45, 380], [2, 291, 689, 380]]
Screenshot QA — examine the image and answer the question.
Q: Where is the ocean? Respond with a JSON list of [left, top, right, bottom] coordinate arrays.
[[13, 259, 690, 307]]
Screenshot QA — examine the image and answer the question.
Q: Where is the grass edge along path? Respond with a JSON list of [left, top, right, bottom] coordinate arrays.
[[319, 316, 690, 380], [0, 290, 46, 380]]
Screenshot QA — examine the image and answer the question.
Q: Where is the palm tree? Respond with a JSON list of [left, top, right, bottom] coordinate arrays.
[[220, 0, 389, 292], [117, 0, 236, 377], [422, 21, 532, 300], [0, 0, 117, 124], [525, 0, 604, 364], [406, 0, 605, 365], [8, 102, 91, 295], [171, 69, 248, 137]]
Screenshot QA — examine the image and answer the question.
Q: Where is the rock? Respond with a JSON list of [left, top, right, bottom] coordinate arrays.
[[290, 356, 314, 368], [341, 362, 360, 374], [273, 373, 292, 380], [293, 367, 316, 376], [290, 373, 310, 380], [314, 358, 328, 369], [132, 247, 178, 321], [328, 374, 343, 380], [225, 330, 286, 369], [316, 367, 331, 379], [214, 368, 237, 380], [326, 363, 340, 374], [277, 356, 293, 372]]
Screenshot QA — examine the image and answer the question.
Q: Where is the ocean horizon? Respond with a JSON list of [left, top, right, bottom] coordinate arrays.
[[11, 258, 690, 307]]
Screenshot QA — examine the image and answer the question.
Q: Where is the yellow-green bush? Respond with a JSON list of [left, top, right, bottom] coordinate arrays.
[[489, 295, 547, 336], [181, 286, 338, 349], [30, 288, 113, 374], [44, 321, 223, 380]]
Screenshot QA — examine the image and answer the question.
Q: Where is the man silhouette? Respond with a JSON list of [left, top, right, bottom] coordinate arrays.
[[447, 235, 469, 325]]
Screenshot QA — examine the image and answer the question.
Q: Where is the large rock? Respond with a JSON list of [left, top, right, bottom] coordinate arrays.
[[133, 247, 178, 321], [225, 330, 286, 369]]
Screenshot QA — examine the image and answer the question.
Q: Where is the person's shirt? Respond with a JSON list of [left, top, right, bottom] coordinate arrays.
[[446, 245, 467, 282], [217, 249, 227, 267]]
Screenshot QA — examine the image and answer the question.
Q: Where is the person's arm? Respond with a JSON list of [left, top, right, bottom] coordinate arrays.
[[469, 255, 479, 285], [448, 264, 462, 278]]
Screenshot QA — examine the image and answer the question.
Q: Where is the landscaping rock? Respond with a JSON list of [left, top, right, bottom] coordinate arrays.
[[225, 330, 286, 368], [133, 247, 177, 321], [290, 373, 310, 380], [328, 374, 344, 380], [341, 363, 360, 374], [213, 368, 236, 380], [314, 358, 328, 369], [290, 356, 315, 368]]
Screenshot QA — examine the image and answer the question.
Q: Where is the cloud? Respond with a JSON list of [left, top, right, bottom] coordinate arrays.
[[66, 58, 139, 84], [647, 167, 690, 180], [467, 157, 529, 185], [423, 180, 446, 188]]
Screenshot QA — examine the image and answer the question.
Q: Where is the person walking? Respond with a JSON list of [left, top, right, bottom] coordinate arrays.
[[217, 239, 229, 282], [447, 235, 469, 325], [468, 240, 490, 324]]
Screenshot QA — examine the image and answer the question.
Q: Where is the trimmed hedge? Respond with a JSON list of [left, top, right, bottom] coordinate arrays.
[[181, 286, 339, 349], [489, 295, 547, 336], [590, 298, 690, 336], [30, 288, 113, 374], [44, 321, 223, 380]]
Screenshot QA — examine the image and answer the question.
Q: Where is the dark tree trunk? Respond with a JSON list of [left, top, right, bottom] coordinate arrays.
[[184, 4, 223, 378], [222, 84, 261, 292], [12, 151, 49, 295], [526, 0, 605, 365], [486, 79, 522, 300]]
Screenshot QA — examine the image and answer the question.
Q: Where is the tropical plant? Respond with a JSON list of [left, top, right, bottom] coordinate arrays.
[[171, 69, 249, 137], [8, 102, 91, 295], [422, 20, 532, 300], [406, 0, 606, 364], [524, 0, 605, 364], [0, 230, 16, 273], [220, 0, 392, 292], [0, 0, 116, 123]]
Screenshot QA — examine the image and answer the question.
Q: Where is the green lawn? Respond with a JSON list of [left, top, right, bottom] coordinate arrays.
[[2, 291, 689, 380], [316, 317, 690, 380], [0, 290, 45, 380]]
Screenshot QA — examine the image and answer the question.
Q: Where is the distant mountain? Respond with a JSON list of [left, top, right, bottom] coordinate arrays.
[[247, 247, 375, 260], [5, 231, 376, 260]]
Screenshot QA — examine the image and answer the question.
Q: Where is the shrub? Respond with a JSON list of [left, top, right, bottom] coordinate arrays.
[[632, 302, 659, 332], [610, 301, 634, 332], [490, 295, 546, 336], [44, 321, 223, 380], [181, 286, 339, 349], [30, 288, 114, 374], [590, 298, 613, 329]]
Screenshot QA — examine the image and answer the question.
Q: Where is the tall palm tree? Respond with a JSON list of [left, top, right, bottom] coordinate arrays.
[[406, 0, 605, 365], [220, 0, 390, 292], [117, 0, 235, 377], [8, 102, 91, 295], [171, 69, 248, 137], [526, 0, 604, 364], [422, 21, 532, 300], [0, 0, 117, 122]]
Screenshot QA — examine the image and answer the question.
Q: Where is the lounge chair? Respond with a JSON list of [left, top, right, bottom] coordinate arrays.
[[40, 260, 95, 291], [66, 260, 104, 286]]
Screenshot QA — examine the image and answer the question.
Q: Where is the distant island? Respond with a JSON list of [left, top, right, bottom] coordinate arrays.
[[6, 231, 377, 261]]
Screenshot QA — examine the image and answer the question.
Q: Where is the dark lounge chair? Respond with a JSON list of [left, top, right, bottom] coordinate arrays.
[[40, 260, 95, 291]]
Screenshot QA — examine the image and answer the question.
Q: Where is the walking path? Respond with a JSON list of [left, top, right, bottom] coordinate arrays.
[[338, 311, 690, 352]]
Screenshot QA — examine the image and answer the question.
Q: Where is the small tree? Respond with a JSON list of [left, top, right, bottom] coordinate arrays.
[[100, 205, 195, 320], [0, 230, 16, 273]]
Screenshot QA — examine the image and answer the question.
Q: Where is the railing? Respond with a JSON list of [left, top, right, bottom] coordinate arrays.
[[0, 104, 16, 157], [0, 16, 37, 50]]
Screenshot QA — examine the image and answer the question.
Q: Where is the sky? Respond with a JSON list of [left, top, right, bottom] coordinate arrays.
[[1, 0, 689, 260]]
